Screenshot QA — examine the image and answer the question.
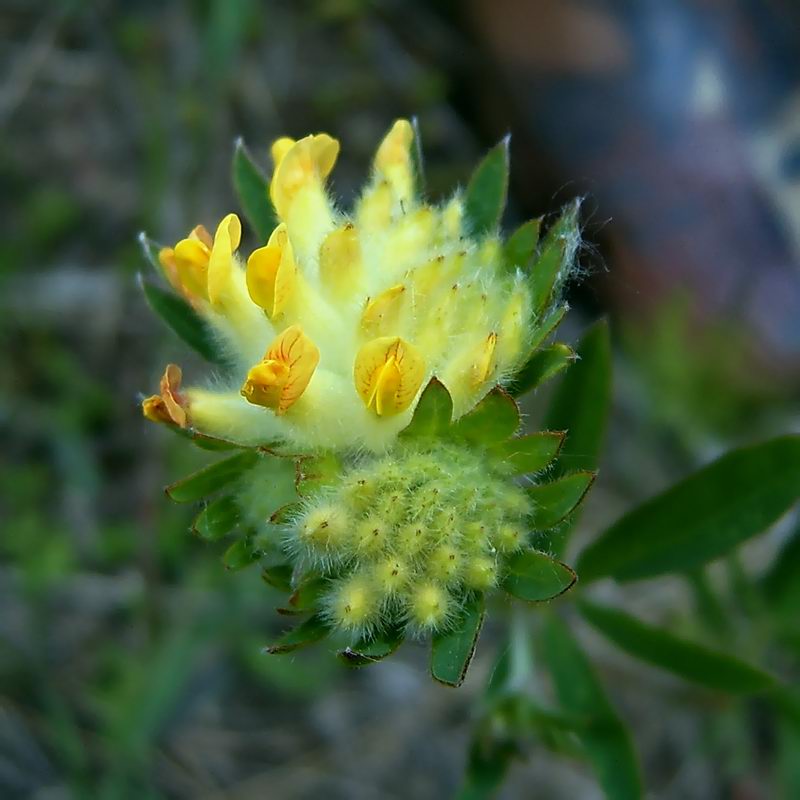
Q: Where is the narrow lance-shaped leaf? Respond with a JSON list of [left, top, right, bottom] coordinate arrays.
[[501, 550, 577, 602], [528, 471, 596, 529], [138, 231, 163, 270], [400, 378, 453, 440], [527, 303, 568, 353], [530, 199, 581, 312], [139, 275, 226, 365], [463, 137, 510, 237], [193, 495, 240, 541], [339, 625, 405, 667], [261, 563, 294, 592], [223, 538, 258, 571], [538, 613, 642, 800], [295, 451, 341, 498], [489, 431, 565, 475], [545, 319, 612, 476], [504, 217, 541, 273], [545, 319, 612, 556], [166, 450, 259, 503], [450, 388, 520, 445], [431, 593, 485, 687], [278, 574, 327, 615], [761, 520, 800, 605], [579, 600, 775, 694], [265, 614, 331, 655], [507, 343, 575, 397], [232, 138, 277, 242], [577, 436, 800, 583]]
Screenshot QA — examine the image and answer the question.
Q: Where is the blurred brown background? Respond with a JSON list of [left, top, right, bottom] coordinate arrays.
[[1, 1, 799, 798]]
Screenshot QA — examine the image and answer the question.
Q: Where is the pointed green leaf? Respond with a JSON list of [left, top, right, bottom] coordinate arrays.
[[579, 601, 775, 694], [165, 450, 259, 503], [338, 625, 405, 667], [504, 218, 541, 273], [528, 303, 568, 352], [138, 231, 164, 270], [502, 550, 577, 602], [431, 593, 485, 687], [530, 238, 566, 313], [232, 137, 276, 242], [295, 451, 342, 498], [400, 378, 453, 440], [261, 563, 294, 592], [530, 200, 581, 312], [463, 137, 510, 237], [539, 614, 642, 800], [451, 388, 520, 444], [490, 431, 565, 475], [545, 319, 612, 476], [507, 343, 575, 397], [139, 275, 227, 365], [577, 436, 800, 583], [278, 574, 328, 615], [265, 613, 331, 654], [222, 538, 258, 570], [189, 432, 243, 451], [169, 425, 243, 451], [528, 471, 596, 529], [762, 521, 800, 605], [192, 495, 240, 541], [269, 502, 301, 524]]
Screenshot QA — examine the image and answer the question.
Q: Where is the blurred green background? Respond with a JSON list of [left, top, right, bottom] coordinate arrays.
[[1, 1, 799, 797]]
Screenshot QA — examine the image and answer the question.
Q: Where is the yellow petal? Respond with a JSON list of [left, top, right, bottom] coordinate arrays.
[[271, 136, 296, 167], [374, 119, 414, 204], [157, 247, 182, 294], [246, 245, 280, 310], [171, 237, 210, 299], [357, 181, 392, 231], [142, 363, 188, 427], [174, 237, 209, 268], [471, 331, 497, 387], [267, 221, 288, 248], [354, 336, 425, 416], [189, 224, 213, 248], [374, 119, 414, 173], [319, 224, 362, 295], [157, 224, 216, 303], [217, 212, 242, 251], [207, 213, 242, 306], [246, 223, 297, 318], [240, 359, 290, 410], [269, 134, 340, 221], [361, 284, 406, 336], [241, 325, 320, 415], [496, 285, 530, 366]]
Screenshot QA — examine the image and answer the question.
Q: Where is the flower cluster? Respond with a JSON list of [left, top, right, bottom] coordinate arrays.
[[141, 119, 588, 682], [292, 441, 532, 634]]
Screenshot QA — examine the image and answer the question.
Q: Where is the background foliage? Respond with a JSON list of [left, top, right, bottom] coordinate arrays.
[[1, 1, 799, 798]]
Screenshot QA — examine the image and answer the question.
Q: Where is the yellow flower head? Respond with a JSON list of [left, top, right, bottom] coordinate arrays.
[[143, 119, 579, 455], [141, 119, 588, 674]]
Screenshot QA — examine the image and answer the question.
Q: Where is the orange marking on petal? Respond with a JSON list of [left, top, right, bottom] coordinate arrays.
[[354, 336, 425, 416], [240, 325, 320, 415]]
